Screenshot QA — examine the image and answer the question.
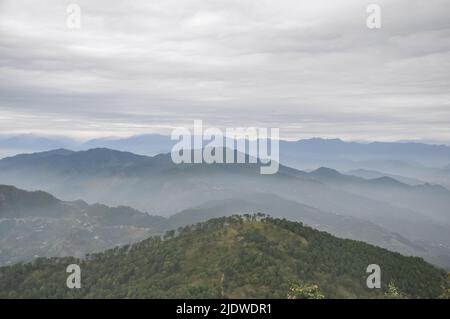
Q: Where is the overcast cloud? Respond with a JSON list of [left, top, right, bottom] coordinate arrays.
[[0, 0, 449, 141]]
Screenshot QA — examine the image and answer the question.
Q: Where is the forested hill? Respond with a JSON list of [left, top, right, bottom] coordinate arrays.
[[0, 215, 447, 298]]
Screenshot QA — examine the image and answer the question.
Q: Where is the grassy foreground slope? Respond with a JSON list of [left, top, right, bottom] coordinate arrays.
[[0, 215, 447, 298]]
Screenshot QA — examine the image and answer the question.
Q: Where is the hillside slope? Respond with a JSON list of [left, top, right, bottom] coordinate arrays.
[[0, 185, 167, 266], [0, 216, 446, 299]]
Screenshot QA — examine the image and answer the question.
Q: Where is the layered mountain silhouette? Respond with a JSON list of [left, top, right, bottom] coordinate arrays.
[[3, 134, 450, 163], [1, 148, 450, 269], [346, 169, 425, 186], [2, 135, 450, 187]]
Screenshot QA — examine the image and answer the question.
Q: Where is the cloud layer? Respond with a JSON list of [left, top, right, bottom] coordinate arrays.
[[1, 0, 449, 141]]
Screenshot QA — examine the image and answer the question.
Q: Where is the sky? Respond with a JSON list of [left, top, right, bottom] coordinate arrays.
[[0, 0, 449, 142]]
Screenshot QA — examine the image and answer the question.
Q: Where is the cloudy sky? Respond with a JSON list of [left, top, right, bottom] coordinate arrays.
[[0, 0, 449, 142]]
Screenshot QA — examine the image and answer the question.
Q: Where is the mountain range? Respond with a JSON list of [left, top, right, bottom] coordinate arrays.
[[1, 148, 450, 269], [2, 134, 450, 187]]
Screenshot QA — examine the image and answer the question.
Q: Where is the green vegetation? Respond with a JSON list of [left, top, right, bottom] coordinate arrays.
[[0, 215, 447, 298], [288, 282, 325, 299], [384, 281, 404, 299], [439, 273, 450, 299]]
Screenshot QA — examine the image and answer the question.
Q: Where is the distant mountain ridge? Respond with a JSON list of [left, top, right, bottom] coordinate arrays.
[[346, 169, 425, 186], [2, 134, 450, 163], [2, 134, 450, 186], [1, 148, 448, 216]]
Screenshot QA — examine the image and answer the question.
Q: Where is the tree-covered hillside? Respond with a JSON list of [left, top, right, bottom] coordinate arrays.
[[0, 215, 447, 299]]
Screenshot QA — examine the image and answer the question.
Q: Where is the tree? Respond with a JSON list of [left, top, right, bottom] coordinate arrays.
[[287, 282, 325, 299], [385, 281, 404, 299]]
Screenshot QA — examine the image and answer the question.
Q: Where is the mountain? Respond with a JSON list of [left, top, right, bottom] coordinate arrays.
[[0, 216, 446, 299], [168, 194, 428, 259], [0, 148, 314, 215], [278, 138, 450, 188], [346, 169, 425, 186], [308, 167, 450, 223], [0, 185, 168, 266], [0, 185, 430, 269], [2, 134, 450, 169], [2, 148, 448, 225], [0, 134, 174, 158], [2, 134, 450, 187], [280, 138, 450, 166], [1, 148, 450, 269], [0, 184, 62, 218], [80, 134, 173, 156], [0, 135, 77, 158], [0, 148, 151, 173]]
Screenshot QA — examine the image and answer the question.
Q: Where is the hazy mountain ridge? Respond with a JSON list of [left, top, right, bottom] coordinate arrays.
[[309, 167, 450, 223], [1, 148, 447, 225], [3, 134, 450, 187], [2, 134, 450, 186], [1, 146, 450, 269], [2, 134, 450, 164], [346, 169, 426, 186]]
